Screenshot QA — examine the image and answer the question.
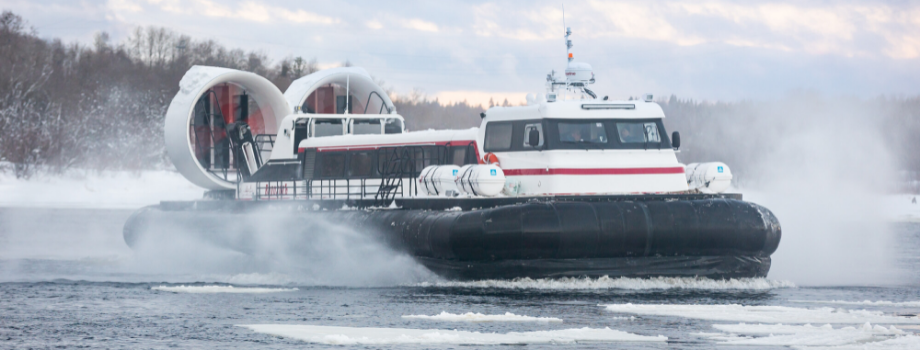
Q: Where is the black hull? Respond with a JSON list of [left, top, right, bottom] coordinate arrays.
[[123, 195, 781, 280]]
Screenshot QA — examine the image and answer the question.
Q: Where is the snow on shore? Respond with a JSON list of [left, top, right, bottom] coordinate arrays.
[[0, 170, 203, 209]]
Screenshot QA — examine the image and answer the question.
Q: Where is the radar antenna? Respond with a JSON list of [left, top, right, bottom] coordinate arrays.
[[545, 21, 596, 102]]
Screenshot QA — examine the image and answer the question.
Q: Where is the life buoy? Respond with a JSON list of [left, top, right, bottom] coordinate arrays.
[[483, 153, 500, 166]]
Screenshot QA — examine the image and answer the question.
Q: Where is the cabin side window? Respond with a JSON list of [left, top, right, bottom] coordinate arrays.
[[484, 122, 513, 152], [316, 152, 346, 178], [451, 147, 466, 166], [312, 119, 344, 137], [348, 151, 376, 177], [384, 118, 403, 134], [522, 123, 544, 148], [352, 119, 381, 135]]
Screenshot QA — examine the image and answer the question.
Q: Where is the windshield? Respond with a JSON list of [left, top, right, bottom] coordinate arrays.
[[558, 122, 608, 144], [616, 122, 661, 143]]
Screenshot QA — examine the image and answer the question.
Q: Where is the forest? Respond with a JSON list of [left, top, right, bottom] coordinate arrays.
[[1, 11, 917, 191]]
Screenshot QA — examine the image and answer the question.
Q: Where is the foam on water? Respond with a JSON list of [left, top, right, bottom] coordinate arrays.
[[602, 304, 920, 324], [402, 311, 563, 323], [238, 324, 665, 345], [699, 323, 907, 347], [789, 300, 920, 307], [416, 276, 795, 290], [151, 285, 299, 294]]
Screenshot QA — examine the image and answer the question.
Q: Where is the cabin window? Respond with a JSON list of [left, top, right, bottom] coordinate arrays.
[[412, 146, 443, 171], [558, 122, 608, 144], [352, 119, 381, 135], [313, 119, 344, 137], [484, 122, 513, 151], [451, 147, 467, 166], [616, 122, 661, 143], [348, 152, 375, 177], [384, 118, 403, 134], [317, 152, 346, 178], [522, 123, 544, 148]]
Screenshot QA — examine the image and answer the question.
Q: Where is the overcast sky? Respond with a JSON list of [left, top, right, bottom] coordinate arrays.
[[3, 0, 919, 105]]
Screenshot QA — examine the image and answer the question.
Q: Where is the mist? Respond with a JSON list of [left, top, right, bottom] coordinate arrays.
[[0, 207, 435, 287], [668, 94, 904, 285]]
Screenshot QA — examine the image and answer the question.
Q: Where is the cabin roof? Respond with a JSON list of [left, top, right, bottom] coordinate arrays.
[[484, 100, 666, 121], [298, 128, 478, 150]]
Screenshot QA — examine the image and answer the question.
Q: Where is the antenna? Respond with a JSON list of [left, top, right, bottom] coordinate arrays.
[[562, 4, 566, 35], [345, 74, 350, 115]]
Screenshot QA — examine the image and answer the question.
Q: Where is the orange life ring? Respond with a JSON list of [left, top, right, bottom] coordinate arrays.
[[483, 153, 500, 166]]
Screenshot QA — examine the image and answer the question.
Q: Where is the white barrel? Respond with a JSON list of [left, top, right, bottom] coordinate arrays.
[[418, 165, 461, 196], [455, 164, 505, 197], [686, 162, 732, 193]]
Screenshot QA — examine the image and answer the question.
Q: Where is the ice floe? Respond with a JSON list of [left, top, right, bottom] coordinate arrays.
[[416, 276, 795, 290], [239, 325, 666, 345], [789, 299, 920, 307], [797, 334, 920, 349], [402, 311, 562, 323], [601, 304, 920, 324], [151, 285, 298, 293], [702, 323, 902, 346]]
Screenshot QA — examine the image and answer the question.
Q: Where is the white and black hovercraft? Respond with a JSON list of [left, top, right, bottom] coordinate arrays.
[[124, 28, 780, 280]]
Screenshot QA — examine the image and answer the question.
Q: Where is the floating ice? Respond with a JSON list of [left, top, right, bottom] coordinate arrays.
[[402, 311, 562, 323], [151, 285, 298, 294], [700, 323, 910, 348], [601, 304, 920, 324], [789, 300, 920, 307], [416, 276, 795, 290], [239, 325, 666, 345], [797, 334, 920, 350]]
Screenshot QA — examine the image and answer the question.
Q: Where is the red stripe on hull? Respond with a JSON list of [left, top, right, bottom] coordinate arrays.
[[503, 167, 685, 176], [299, 140, 474, 153]]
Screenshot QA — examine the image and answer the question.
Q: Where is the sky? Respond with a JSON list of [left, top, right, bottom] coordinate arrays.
[[3, 0, 920, 105]]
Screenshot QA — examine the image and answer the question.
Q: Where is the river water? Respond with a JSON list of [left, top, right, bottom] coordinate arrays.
[[1, 207, 919, 349]]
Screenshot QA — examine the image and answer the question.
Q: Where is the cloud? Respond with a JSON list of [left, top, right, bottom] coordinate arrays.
[[472, 3, 558, 41], [366, 19, 383, 30], [107, 0, 142, 13], [588, 1, 705, 46], [467, 1, 920, 59], [403, 18, 438, 32], [120, 0, 339, 25]]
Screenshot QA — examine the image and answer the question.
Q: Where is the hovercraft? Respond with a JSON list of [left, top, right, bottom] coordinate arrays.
[[124, 28, 781, 280]]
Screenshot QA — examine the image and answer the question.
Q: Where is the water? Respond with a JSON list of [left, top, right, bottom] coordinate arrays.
[[2, 208, 920, 349]]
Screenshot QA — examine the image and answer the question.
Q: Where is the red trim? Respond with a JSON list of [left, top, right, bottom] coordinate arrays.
[[299, 140, 474, 153], [502, 167, 685, 176]]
